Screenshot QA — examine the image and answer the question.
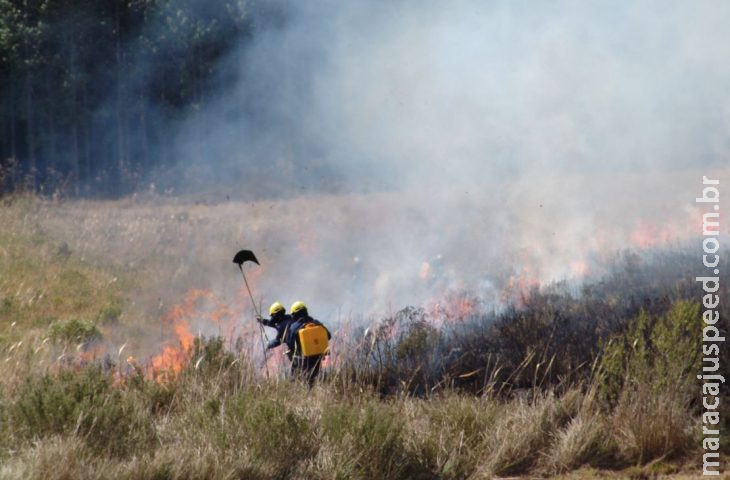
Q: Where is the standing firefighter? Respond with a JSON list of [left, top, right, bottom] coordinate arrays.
[[256, 301, 293, 351], [285, 301, 331, 384]]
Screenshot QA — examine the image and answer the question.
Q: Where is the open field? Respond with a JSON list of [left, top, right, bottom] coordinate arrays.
[[3, 0, 730, 477], [0, 194, 728, 479]]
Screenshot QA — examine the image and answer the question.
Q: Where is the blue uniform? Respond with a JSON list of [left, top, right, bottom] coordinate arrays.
[[261, 314, 293, 350], [284, 315, 331, 384]]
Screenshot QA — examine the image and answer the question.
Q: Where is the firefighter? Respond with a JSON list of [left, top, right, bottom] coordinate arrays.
[[285, 301, 331, 384], [256, 301, 293, 351]]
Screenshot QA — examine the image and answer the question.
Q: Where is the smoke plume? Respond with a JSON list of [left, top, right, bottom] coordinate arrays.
[[154, 0, 729, 319]]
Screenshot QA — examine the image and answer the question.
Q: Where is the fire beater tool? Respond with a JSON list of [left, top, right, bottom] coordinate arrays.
[[232, 249, 269, 376]]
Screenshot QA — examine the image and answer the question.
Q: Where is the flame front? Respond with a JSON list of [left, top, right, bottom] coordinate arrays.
[[148, 289, 210, 381]]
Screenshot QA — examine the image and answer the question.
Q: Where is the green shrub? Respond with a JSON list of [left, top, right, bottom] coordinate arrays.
[[189, 336, 236, 375], [11, 365, 155, 457], [597, 300, 702, 405], [97, 302, 123, 325], [47, 318, 101, 345]]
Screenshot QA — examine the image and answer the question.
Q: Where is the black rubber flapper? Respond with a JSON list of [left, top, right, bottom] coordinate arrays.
[[233, 250, 260, 266]]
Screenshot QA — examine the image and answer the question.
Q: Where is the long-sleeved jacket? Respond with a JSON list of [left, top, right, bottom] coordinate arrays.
[[261, 314, 293, 350], [284, 315, 331, 358]]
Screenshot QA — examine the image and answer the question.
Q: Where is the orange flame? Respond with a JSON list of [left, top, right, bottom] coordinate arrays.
[[147, 289, 212, 381], [75, 343, 105, 366], [629, 221, 676, 249], [427, 294, 476, 327], [501, 265, 540, 306], [629, 209, 709, 250]]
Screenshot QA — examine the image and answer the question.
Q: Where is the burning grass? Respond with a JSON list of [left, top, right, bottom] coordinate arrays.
[[0, 195, 728, 478]]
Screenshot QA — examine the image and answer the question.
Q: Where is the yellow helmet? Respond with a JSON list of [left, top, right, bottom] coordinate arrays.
[[290, 301, 307, 315], [269, 301, 285, 316]]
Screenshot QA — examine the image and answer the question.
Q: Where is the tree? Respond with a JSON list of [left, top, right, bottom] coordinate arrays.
[[0, 0, 252, 197]]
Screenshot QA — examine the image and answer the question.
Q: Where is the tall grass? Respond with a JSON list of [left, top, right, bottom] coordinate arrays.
[[0, 313, 715, 479], [1, 196, 726, 478]]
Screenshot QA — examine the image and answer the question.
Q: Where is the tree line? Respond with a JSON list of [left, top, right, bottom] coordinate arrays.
[[0, 0, 253, 197]]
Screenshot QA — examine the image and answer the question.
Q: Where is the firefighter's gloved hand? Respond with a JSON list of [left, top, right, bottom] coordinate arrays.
[[255, 315, 264, 324]]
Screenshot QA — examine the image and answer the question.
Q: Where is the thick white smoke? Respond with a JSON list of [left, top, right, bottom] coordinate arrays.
[[169, 0, 729, 319]]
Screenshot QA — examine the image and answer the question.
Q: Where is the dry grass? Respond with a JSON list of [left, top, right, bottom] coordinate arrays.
[[0, 341, 714, 479], [0, 195, 722, 479]]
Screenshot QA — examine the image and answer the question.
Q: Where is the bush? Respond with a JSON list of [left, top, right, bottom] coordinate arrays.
[[349, 307, 444, 396], [47, 318, 101, 345], [11, 365, 155, 457], [597, 300, 702, 405], [189, 336, 237, 376], [97, 302, 122, 325]]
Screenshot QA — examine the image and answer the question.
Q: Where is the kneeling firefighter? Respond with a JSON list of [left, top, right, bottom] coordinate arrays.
[[285, 301, 331, 384], [256, 301, 293, 351]]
